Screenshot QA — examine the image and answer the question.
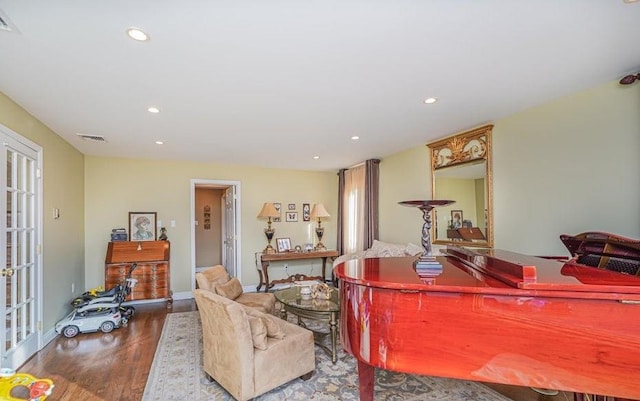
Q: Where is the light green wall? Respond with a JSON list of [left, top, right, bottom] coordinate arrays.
[[84, 157, 338, 293], [493, 80, 640, 255], [0, 92, 85, 329], [433, 177, 478, 239], [379, 80, 640, 256], [379, 145, 431, 245]]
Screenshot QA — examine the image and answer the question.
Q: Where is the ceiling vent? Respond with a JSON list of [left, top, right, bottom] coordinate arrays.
[[76, 133, 107, 142], [0, 9, 19, 33]]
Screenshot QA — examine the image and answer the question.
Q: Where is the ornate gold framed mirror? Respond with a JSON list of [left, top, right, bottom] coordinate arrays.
[[427, 124, 493, 248]]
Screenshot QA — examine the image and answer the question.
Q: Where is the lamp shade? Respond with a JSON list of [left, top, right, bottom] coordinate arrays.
[[310, 203, 330, 219], [257, 202, 279, 219]]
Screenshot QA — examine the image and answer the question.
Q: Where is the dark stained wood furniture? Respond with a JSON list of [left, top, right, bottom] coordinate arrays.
[[105, 240, 172, 303], [560, 231, 640, 276], [257, 250, 339, 292], [334, 246, 640, 401]]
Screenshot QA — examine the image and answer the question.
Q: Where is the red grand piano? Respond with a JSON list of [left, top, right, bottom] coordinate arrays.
[[334, 246, 640, 401]]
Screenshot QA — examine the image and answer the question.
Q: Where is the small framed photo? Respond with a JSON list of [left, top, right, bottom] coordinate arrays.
[[451, 210, 463, 229], [302, 203, 310, 221], [286, 212, 298, 222], [273, 203, 282, 222], [129, 212, 157, 241], [288, 203, 296, 210], [276, 237, 292, 253]]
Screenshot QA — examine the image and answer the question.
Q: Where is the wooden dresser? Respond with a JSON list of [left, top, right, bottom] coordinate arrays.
[[105, 240, 172, 303]]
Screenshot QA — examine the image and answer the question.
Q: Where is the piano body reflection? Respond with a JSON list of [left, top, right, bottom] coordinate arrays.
[[334, 246, 640, 401]]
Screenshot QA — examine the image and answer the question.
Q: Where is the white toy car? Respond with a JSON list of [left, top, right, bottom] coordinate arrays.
[[55, 308, 123, 338]]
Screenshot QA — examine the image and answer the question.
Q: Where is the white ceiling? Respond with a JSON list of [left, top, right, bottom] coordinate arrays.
[[0, 1, 638, 172]]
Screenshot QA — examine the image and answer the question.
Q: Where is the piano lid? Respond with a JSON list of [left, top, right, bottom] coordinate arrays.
[[444, 246, 640, 294], [334, 248, 640, 300]]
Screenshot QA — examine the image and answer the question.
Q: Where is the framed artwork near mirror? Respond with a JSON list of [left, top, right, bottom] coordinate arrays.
[[427, 124, 493, 248]]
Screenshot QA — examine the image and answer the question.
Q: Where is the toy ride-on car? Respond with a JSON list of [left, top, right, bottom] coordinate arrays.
[[55, 308, 123, 338]]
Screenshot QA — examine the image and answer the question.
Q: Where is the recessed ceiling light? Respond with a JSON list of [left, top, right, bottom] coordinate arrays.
[[126, 27, 150, 41], [351, 136, 360, 140], [155, 141, 164, 145], [313, 156, 320, 160], [624, 0, 639, 3], [424, 97, 438, 104], [147, 106, 160, 113]]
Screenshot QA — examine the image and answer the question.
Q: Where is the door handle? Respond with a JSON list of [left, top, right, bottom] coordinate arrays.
[[2, 268, 15, 277]]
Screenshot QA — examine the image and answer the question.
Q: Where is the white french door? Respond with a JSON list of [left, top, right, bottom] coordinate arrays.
[[1, 127, 42, 369], [222, 185, 237, 277]]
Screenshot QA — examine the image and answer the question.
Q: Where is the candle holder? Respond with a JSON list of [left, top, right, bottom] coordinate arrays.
[[399, 200, 455, 270]]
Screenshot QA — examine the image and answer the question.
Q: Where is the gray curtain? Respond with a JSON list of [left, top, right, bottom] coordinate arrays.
[[364, 159, 380, 250], [336, 168, 346, 255], [336, 159, 380, 254]]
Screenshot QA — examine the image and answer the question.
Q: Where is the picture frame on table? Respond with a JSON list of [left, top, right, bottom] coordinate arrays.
[[129, 212, 157, 241], [276, 237, 292, 253]]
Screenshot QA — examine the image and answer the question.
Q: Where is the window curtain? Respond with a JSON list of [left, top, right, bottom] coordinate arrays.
[[337, 159, 380, 255]]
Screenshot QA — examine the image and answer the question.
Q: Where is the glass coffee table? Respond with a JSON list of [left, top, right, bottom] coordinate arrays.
[[274, 286, 340, 364]]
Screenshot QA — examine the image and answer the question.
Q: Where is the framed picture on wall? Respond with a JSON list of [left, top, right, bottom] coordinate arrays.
[[302, 203, 310, 221], [286, 212, 298, 222], [451, 210, 463, 229], [129, 212, 157, 241], [273, 203, 282, 222]]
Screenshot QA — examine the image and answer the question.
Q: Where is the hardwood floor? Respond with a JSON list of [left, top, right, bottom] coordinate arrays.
[[19, 300, 573, 401]]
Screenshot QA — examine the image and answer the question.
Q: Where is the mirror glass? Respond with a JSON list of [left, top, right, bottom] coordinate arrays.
[[428, 125, 493, 248]]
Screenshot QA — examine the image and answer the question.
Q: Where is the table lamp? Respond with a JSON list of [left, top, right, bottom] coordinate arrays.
[[257, 203, 279, 254], [310, 203, 330, 251]]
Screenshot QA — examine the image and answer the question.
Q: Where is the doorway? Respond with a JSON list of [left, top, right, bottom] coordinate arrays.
[[190, 179, 241, 291], [1, 125, 43, 370]]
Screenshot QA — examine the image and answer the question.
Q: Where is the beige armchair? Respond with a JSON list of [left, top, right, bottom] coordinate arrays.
[[194, 289, 315, 401], [196, 265, 276, 314]]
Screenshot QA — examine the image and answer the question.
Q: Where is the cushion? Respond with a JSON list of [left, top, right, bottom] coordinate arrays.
[[369, 240, 406, 257], [247, 315, 268, 350], [241, 305, 286, 339], [196, 265, 230, 292], [405, 242, 424, 256], [216, 277, 243, 300]]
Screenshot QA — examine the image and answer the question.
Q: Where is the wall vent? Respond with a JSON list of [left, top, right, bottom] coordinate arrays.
[[76, 134, 107, 142]]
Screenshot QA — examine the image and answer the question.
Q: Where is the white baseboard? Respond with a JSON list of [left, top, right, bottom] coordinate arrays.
[[43, 327, 58, 346], [172, 291, 194, 300]]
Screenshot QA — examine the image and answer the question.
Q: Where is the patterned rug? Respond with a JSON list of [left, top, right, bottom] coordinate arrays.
[[142, 311, 513, 401]]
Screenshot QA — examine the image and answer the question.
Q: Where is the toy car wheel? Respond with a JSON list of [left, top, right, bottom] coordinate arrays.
[[100, 321, 116, 333], [62, 325, 80, 338]]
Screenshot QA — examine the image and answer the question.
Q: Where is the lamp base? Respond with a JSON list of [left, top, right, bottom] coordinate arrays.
[[264, 244, 276, 254], [314, 242, 326, 251]]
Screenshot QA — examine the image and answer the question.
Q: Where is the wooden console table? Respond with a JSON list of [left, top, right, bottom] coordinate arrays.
[[257, 250, 339, 292]]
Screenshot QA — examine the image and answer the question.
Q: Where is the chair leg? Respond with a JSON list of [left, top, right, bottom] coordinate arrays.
[[300, 370, 314, 381]]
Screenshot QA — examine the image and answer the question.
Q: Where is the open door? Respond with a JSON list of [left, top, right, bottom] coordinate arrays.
[[191, 179, 241, 291]]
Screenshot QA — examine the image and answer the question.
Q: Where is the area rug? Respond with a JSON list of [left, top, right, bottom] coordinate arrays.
[[142, 311, 513, 401]]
